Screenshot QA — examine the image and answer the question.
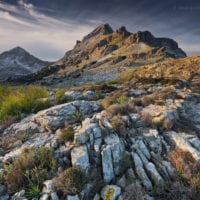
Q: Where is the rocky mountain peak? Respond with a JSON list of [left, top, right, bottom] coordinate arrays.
[[116, 26, 131, 38], [83, 23, 113, 42], [6, 46, 27, 55], [0, 47, 50, 81], [133, 31, 155, 43]]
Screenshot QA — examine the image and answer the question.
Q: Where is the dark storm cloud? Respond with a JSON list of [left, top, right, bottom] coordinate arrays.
[[0, 0, 199, 60]]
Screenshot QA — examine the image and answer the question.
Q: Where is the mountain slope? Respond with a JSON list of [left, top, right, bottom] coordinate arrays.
[[13, 24, 186, 86], [0, 47, 50, 81], [0, 55, 200, 200]]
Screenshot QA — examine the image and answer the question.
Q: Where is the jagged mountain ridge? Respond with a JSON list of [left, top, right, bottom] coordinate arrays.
[[11, 24, 186, 85], [0, 47, 50, 81]]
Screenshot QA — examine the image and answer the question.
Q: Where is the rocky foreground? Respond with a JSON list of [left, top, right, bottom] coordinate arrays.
[[0, 68, 200, 200]]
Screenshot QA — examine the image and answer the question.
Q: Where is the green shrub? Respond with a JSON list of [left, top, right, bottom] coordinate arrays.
[[59, 125, 74, 143], [26, 184, 40, 199], [114, 96, 129, 104], [53, 166, 87, 195], [33, 98, 51, 113], [17, 132, 30, 143], [105, 80, 122, 85], [93, 93, 104, 100], [55, 89, 73, 104], [72, 110, 84, 124]]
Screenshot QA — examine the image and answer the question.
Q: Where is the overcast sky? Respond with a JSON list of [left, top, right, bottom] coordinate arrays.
[[0, 0, 199, 61]]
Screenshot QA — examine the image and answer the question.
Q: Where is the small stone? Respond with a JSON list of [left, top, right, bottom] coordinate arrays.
[[39, 193, 49, 200], [43, 180, 54, 193], [67, 195, 80, 200], [0, 185, 6, 195], [93, 194, 100, 200], [101, 185, 121, 200], [0, 194, 9, 200], [51, 192, 59, 200]]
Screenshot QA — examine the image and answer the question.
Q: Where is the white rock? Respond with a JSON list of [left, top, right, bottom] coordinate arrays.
[[67, 195, 80, 200], [51, 192, 59, 200], [71, 145, 90, 170], [0, 194, 9, 200], [189, 138, 200, 151], [64, 91, 82, 100], [94, 138, 102, 153], [93, 127, 102, 139], [101, 185, 121, 200], [101, 146, 115, 183], [145, 162, 165, 187], [111, 142, 125, 175], [104, 134, 120, 145], [132, 153, 152, 190], [93, 194, 100, 200], [138, 140, 151, 160], [165, 131, 200, 162], [43, 180, 54, 193], [83, 90, 95, 99], [74, 131, 89, 144], [39, 193, 49, 200]]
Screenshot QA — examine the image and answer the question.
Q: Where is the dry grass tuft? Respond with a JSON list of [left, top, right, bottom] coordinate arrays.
[[168, 149, 200, 191]]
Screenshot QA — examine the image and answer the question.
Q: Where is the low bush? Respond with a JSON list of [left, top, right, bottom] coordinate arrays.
[[53, 166, 87, 195], [4, 147, 56, 196], [32, 98, 51, 112], [141, 95, 155, 107], [111, 114, 126, 134], [101, 91, 128, 109], [0, 136, 18, 156], [55, 89, 73, 104], [72, 110, 84, 124], [114, 96, 129, 104], [106, 103, 135, 118], [156, 181, 198, 200], [59, 125, 74, 143], [168, 149, 200, 191]]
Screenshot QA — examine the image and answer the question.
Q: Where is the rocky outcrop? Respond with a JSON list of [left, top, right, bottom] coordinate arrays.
[[0, 80, 200, 200], [165, 131, 200, 162]]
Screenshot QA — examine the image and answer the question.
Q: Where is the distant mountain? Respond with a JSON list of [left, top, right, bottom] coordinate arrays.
[[11, 24, 186, 85], [0, 47, 50, 81]]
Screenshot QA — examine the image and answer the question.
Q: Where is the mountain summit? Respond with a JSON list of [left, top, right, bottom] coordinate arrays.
[[12, 24, 186, 85], [0, 47, 50, 81]]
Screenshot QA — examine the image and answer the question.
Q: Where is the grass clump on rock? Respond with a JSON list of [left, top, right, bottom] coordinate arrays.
[[168, 149, 200, 191], [53, 166, 87, 195], [59, 125, 74, 143], [4, 147, 56, 197], [55, 88, 73, 104]]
